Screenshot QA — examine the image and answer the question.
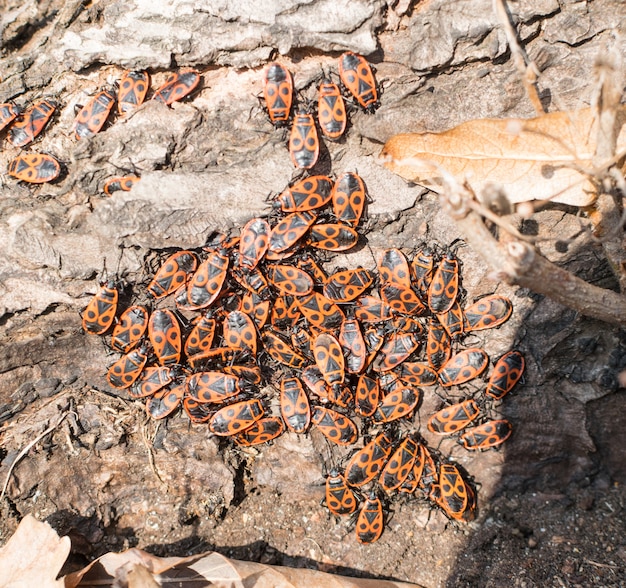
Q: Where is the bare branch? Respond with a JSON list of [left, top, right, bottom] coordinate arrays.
[[442, 183, 626, 326]]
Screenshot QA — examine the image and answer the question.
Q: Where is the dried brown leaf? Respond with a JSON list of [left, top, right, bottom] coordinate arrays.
[[381, 107, 626, 207], [64, 548, 423, 588], [126, 564, 160, 588], [0, 514, 70, 588]]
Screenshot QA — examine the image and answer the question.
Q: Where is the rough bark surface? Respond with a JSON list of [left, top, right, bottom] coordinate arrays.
[[1, 1, 626, 587]]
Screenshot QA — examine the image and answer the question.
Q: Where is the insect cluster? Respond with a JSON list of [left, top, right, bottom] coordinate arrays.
[[263, 51, 379, 169], [79, 52, 524, 544], [2, 69, 199, 185]]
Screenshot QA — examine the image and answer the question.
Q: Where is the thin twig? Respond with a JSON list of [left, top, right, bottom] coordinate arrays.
[[584, 559, 619, 569], [493, 0, 544, 114], [589, 43, 626, 293], [0, 411, 72, 503]]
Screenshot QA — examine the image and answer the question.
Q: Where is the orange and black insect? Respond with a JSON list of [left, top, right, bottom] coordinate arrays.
[[355, 492, 384, 544], [234, 416, 285, 446], [186, 249, 230, 309], [262, 62, 293, 126], [317, 79, 347, 140], [380, 435, 421, 493], [290, 325, 314, 359], [280, 377, 311, 433], [372, 331, 420, 372], [82, 279, 118, 335], [186, 371, 243, 403], [183, 396, 214, 424], [74, 87, 116, 139], [410, 246, 435, 296], [418, 445, 438, 496], [363, 325, 385, 368], [240, 292, 270, 328], [174, 282, 201, 313], [146, 382, 184, 419], [0, 102, 21, 132], [8, 99, 56, 146], [380, 282, 426, 316], [117, 70, 150, 114], [261, 330, 307, 368], [269, 293, 297, 328], [266, 264, 314, 296], [276, 175, 333, 212], [103, 175, 140, 195], [338, 52, 379, 113], [460, 419, 512, 450], [289, 111, 319, 169], [432, 463, 476, 522], [264, 247, 297, 262], [438, 348, 488, 387], [184, 312, 217, 358], [296, 253, 328, 286], [7, 153, 61, 184], [270, 294, 301, 329], [427, 399, 480, 435], [400, 362, 438, 386], [344, 431, 393, 487], [239, 218, 270, 270], [378, 372, 401, 394], [331, 172, 367, 228], [313, 332, 345, 392], [436, 300, 465, 338], [269, 290, 298, 321], [128, 365, 177, 399], [378, 248, 412, 288], [147, 250, 198, 299], [301, 365, 331, 402], [428, 252, 459, 314], [391, 315, 423, 335], [325, 469, 358, 516], [152, 71, 200, 105], [354, 374, 380, 417], [307, 223, 358, 252], [311, 406, 358, 445], [426, 317, 451, 371], [355, 295, 393, 324], [111, 305, 149, 353], [339, 318, 366, 374], [186, 347, 238, 370], [209, 398, 265, 436], [398, 444, 426, 494], [296, 291, 345, 331], [323, 268, 374, 303], [486, 350, 525, 399], [224, 309, 257, 354], [268, 210, 317, 254], [372, 387, 420, 424], [224, 364, 262, 385], [464, 295, 513, 332], [231, 265, 272, 300], [106, 344, 148, 389], [148, 308, 182, 366], [329, 385, 353, 409]]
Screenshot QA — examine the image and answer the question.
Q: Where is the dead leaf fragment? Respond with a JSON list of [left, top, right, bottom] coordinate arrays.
[[381, 107, 626, 207], [0, 514, 70, 588], [64, 547, 424, 588], [126, 564, 160, 588]]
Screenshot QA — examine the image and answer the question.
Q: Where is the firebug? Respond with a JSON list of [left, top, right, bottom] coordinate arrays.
[[74, 87, 116, 139]]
